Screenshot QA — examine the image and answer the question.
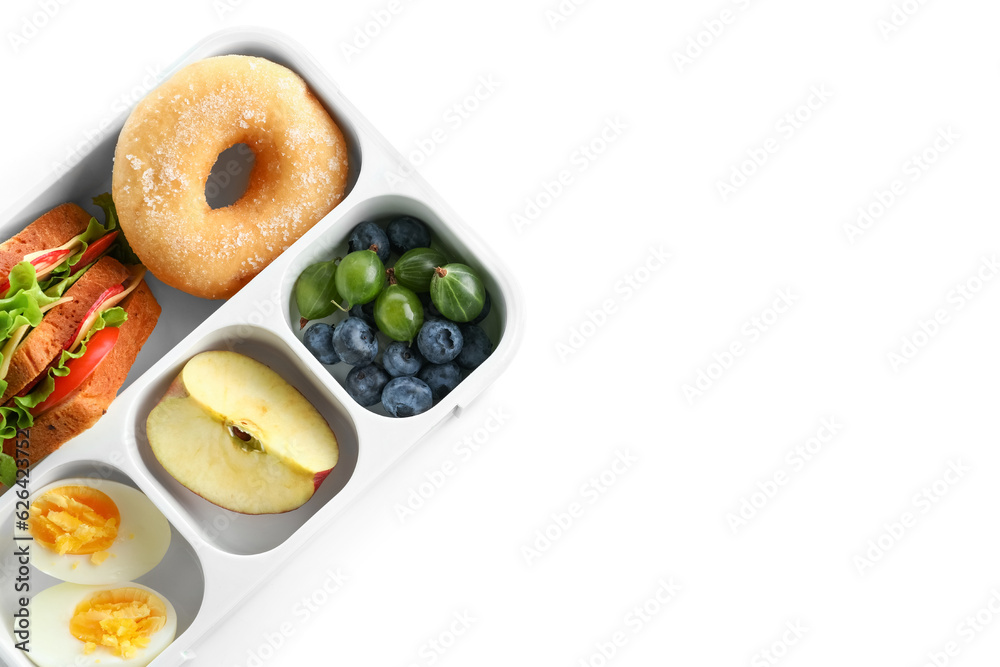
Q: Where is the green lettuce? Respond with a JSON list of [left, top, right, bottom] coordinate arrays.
[[40, 193, 140, 294], [0, 455, 14, 489], [43, 216, 112, 287], [43, 268, 88, 299], [94, 193, 141, 266]]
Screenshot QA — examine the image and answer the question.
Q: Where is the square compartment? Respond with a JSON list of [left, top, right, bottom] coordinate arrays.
[[284, 193, 511, 417], [0, 460, 205, 666], [130, 326, 360, 556]]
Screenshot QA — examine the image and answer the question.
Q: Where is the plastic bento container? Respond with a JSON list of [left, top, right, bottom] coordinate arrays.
[[0, 27, 523, 666]]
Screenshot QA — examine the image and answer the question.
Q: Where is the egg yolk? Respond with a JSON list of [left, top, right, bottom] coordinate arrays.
[[70, 588, 167, 659], [27, 485, 120, 556]]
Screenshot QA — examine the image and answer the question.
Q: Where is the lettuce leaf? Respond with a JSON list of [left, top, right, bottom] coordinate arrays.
[[4, 261, 62, 310], [43, 216, 111, 285], [0, 455, 15, 489], [93, 193, 118, 227], [94, 193, 141, 266], [43, 266, 88, 299], [40, 192, 139, 291]]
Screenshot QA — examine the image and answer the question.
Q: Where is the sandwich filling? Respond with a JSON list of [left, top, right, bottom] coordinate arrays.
[[0, 196, 139, 487]]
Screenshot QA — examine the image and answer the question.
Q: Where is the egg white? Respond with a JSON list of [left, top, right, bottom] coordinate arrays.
[[24, 478, 171, 585], [27, 581, 178, 667]]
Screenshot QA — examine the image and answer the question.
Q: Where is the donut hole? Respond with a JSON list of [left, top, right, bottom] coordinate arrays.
[[205, 143, 256, 209]]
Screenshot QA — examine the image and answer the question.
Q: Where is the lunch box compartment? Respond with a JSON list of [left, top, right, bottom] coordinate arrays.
[[130, 325, 360, 556], [284, 193, 511, 416], [0, 461, 206, 658]]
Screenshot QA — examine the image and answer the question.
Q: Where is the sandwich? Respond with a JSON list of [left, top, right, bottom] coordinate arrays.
[[0, 197, 160, 486]]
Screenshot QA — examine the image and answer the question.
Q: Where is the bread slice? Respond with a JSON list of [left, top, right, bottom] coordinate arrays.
[[1, 256, 131, 404], [0, 203, 92, 278], [5, 279, 160, 466]]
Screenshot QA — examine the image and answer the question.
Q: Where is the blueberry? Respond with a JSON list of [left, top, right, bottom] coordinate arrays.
[[331, 317, 378, 366], [302, 323, 339, 365], [470, 291, 491, 325], [348, 221, 390, 264], [349, 301, 376, 328], [417, 362, 462, 400], [382, 377, 434, 417], [386, 216, 431, 256], [456, 325, 492, 370], [417, 320, 463, 364], [383, 341, 425, 377], [344, 364, 390, 406]]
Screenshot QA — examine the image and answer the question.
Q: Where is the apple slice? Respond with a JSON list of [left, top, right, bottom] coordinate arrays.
[[146, 351, 339, 515]]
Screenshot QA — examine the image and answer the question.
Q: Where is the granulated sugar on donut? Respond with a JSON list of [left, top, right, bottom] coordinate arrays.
[[112, 55, 350, 300]]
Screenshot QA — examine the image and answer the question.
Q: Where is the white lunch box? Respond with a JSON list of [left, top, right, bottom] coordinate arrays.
[[0, 27, 523, 666]]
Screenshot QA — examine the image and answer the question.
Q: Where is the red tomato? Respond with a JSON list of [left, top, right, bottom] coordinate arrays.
[[76, 231, 119, 269], [31, 327, 120, 417]]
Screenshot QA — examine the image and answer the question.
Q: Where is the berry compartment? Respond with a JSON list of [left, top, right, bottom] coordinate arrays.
[[284, 193, 512, 418]]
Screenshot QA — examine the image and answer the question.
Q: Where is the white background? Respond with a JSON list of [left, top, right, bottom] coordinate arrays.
[[4, 0, 1000, 665]]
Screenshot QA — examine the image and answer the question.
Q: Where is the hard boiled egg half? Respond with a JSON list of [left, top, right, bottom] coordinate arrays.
[[28, 581, 177, 667], [24, 478, 171, 585]]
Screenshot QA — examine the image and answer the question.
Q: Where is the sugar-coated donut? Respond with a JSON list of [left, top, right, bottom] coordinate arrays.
[[112, 55, 349, 300]]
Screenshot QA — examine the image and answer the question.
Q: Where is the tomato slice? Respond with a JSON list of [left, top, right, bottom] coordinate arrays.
[[76, 231, 119, 269], [31, 327, 120, 417]]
